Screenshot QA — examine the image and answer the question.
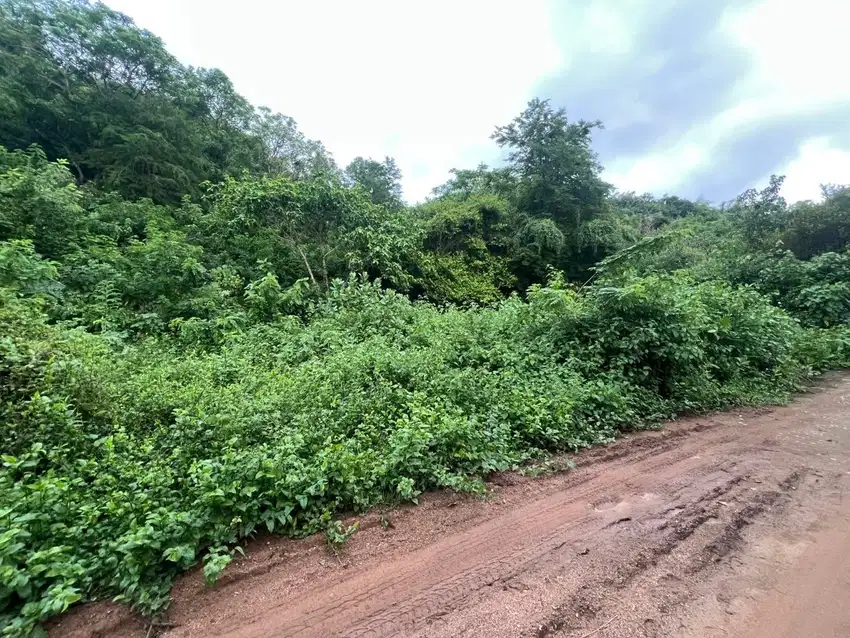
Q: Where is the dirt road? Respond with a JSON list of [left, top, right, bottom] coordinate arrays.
[[52, 374, 850, 638]]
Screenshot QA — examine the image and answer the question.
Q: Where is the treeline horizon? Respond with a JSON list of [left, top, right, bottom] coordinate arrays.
[[3, 0, 847, 328]]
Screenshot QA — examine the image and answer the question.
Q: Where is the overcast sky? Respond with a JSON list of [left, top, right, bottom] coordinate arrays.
[[106, 0, 850, 204]]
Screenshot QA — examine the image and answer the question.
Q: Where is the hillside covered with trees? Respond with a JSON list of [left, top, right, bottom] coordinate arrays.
[[1, 1, 849, 635]]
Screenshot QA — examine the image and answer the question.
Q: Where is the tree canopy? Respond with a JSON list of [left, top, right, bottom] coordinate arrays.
[[0, 0, 336, 203], [344, 156, 404, 209]]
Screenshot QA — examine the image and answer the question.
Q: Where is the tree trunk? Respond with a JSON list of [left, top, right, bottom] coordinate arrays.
[[297, 246, 318, 287]]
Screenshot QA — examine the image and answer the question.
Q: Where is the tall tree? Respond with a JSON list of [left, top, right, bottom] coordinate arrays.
[[0, 0, 210, 201], [431, 163, 517, 200], [0, 0, 332, 202], [492, 98, 611, 229], [251, 106, 338, 179], [202, 174, 414, 290], [781, 184, 850, 259], [734, 174, 787, 246], [183, 67, 259, 179], [344, 156, 404, 209]]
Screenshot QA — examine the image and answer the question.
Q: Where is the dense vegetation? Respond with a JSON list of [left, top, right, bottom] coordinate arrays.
[[1, 1, 849, 635]]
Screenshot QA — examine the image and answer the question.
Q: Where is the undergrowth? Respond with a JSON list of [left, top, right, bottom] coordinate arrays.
[[2, 273, 848, 635]]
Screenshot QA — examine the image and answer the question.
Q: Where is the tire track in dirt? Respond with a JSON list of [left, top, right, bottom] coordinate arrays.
[[233, 451, 708, 636], [217, 380, 848, 638], [49, 374, 850, 638]]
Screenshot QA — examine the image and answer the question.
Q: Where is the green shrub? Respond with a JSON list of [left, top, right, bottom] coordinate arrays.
[[2, 271, 844, 634], [728, 249, 850, 328]]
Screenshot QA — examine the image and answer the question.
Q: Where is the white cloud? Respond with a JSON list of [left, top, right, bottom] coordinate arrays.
[[105, 0, 561, 202], [723, 0, 850, 109], [597, 0, 850, 202], [777, 138, 850, 202], [606, 142, 707, 195], [104, 0, 850, 204]]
